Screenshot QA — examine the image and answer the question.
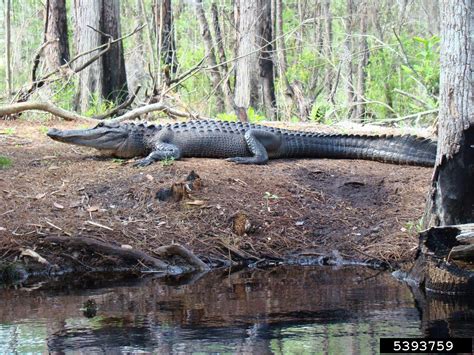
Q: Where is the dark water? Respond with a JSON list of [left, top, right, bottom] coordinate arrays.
[[0, 266, 472, 354]]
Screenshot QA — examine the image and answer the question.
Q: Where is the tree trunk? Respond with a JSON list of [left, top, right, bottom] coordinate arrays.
[[101, 0, 128, 104], [195, 0, 227, 113], [409, 0, 474, 295], [343, 0, 356, 120], [234, 0, 260, 121], [258, 0, 276, 120], [354, 0, 369, 121], [154, 0, 178, 74], [73, 0, 103, 113], [321, 0, 333, 102], [210, 2, 233, 109], [44, 0, 70, 73], [234, 0, 274, 121], [426, 0, 474, 226], [5, 0, 12, 97]]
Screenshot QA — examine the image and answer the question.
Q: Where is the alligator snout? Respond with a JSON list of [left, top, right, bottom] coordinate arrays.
[[47, 128, 62, 138]]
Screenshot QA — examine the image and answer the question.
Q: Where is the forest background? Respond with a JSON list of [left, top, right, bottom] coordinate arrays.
[[0, 0, 440, 125]]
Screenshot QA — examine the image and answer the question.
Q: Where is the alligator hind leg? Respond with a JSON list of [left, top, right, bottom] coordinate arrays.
[[134, 143, 181, 167], [227, 129, 281, 165]]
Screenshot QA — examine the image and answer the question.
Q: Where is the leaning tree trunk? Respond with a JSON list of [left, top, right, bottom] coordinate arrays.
[[73, 0, 103, 113], [101, 0, 128, 104], [409, 0, 474, 295], [44, 0, 70, 72], [321, 0, 334, 103]]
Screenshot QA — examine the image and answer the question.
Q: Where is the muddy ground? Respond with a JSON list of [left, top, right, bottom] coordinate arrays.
[[0, 118, 433, 275]]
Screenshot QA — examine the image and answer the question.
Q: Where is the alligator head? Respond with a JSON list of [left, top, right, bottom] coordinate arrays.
[[47, 122, 148, 158]]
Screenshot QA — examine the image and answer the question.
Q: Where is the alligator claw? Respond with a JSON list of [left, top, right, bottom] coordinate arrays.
[[133, 158, 153, 167], [226, 157, 255, 164]]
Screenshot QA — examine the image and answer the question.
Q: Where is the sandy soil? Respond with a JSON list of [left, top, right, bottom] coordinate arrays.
[[0, 118, 433, 272]]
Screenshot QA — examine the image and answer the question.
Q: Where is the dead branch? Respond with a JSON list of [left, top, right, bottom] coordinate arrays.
[[0, 99, 210, 122], [93, 85, 142, 120], [108, 101, 211, 123], [154, 244, 209, 271], [44, 235, 178, 272]]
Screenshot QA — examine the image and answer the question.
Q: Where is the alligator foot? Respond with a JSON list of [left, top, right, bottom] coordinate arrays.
[[133, 158, 154, 167], [226, 157, 267, 165]]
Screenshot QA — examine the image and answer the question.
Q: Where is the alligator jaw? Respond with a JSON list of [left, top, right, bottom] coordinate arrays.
[[47, 126, 128, 152]]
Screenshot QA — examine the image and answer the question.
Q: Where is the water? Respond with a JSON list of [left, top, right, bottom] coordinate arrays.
[[0, 266, 472, 354]]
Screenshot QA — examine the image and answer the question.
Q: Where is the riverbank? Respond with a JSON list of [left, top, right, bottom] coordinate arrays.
[[0, 119, 432, 281]]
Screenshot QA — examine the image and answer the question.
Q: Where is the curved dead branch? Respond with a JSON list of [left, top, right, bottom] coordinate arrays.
[[0, 99, 209, 123]]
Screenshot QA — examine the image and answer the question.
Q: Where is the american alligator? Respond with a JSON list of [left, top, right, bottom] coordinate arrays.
[[47, 120, 437, 166]]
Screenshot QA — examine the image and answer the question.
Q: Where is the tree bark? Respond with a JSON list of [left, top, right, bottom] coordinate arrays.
[[5, 0, 12, 98], [210, 2, 233, 110], [234, 0, 275, 121], [154, 0, 178, 74], [321, 0, 333, 102], [426, 0, 474, 226], [354, 0, 369, 121], [44, 0, 70, 73], [409, 0, 474, 295], [101, 0, 128, 104], [195, 0, 227, 113], [343, 0, 356, 120], [259, 0, 276, 120], [73, 0, 103, 113]]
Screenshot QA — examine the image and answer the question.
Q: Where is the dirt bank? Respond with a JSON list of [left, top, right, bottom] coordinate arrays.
[[0, 119, 432, 276]]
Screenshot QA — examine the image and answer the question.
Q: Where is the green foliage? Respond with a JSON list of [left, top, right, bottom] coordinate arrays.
[[0, 156, 12, 169], [0, 128, 15, 135], [38, 126, 49, 135], [84, 93, 114, 117], [51, 81, 77, 111], [365, 34, 440, 119], [216, 112, 237, 122], [160, 157, 175, 167]]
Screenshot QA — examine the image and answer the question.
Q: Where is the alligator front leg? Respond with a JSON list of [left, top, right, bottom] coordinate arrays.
[[227, 129, 281, 165], [134, 143, 182, 167]]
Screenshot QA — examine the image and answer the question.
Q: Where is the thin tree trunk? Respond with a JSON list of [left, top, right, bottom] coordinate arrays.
[[210, 2, 233, 108], [154, 0, 178, 74], [195, 0, 226, 113], [101, 0, 128, 104], [44, 0, 70, 72], [425, 0, 474, 226], [321, 0, 333, 102], [343, 0, 356, 120], [259, 0, 276, 119], [5, 0, 12, 97], [354, 0, 369, 121], [73, 0, 103, 113]]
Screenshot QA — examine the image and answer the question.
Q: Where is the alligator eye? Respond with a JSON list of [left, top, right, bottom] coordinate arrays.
[[96, 122, 104, 128]]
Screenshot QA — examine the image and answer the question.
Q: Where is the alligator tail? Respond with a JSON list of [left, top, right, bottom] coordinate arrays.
[[292, 134, 437, 166]]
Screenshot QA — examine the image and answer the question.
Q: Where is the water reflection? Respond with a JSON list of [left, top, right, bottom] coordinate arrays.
[[0, 266, 472, 354]]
